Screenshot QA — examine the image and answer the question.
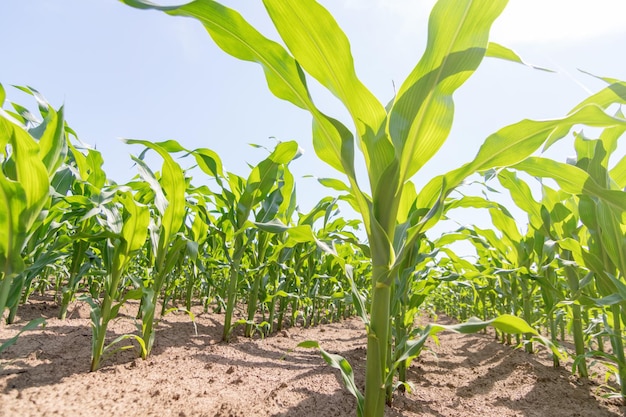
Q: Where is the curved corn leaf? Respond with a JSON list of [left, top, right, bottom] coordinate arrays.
[[34, 104, 68, 176], [262, 0, 389, 184], [0, 318, 46, 354], [389, 0, 507, 184], [298, 340, 364, 417], [393, 314, 548, 378], [486, 42, 553, 72], [0, 113, 50, 289], [238, 141, 299, 226], [125, 139, 186, 261], [596, 203, 626, 277], [119, 0, 358, 181], [497, 169, 543, 230], [512, 157, 626, 213], [416, 104, 626, 229], [545, 80, 626, 149]]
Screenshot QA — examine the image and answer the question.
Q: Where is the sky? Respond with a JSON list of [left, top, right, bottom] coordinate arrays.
[[2, 0, 626, 244]]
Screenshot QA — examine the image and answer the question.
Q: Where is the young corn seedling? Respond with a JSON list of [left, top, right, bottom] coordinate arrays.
[[82, 190, 150, 371], [124, 139, 187, 357], [214, 141, 300, 341]]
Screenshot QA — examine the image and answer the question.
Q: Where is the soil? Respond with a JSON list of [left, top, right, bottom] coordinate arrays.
[[1, 296, 624, 417]]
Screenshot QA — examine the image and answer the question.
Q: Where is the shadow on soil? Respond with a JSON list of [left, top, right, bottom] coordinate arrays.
[[401, 331, 625, 417]]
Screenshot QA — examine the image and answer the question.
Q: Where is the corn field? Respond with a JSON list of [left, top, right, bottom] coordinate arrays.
[[1, 1, 625, 416]]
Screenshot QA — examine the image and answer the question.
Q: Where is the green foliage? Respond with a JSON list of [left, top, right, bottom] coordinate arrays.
[[1, 0, 625, 413], [119, 0, 626, 413]]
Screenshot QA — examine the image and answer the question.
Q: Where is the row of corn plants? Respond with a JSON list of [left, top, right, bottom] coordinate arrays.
[[119, 0, 626, 415], [0, 84, 371, 369], [431, 93, 626, 398]]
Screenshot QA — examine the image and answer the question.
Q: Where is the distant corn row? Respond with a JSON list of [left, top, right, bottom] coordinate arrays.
[[429, 132, 626, 399], [0, 85, 369, 371]]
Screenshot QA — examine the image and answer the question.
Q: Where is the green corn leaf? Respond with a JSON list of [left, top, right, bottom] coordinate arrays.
[[605, 273, 626, 303], [513, 157, 626, 213], [579, 294, 623, 307], [427, 314, 538, 336], [0, 83, 5, 106], [394, 314, 540, 378], [498, 169, 543, 229], [544, 81, 626, 149], [598, 110, 625, 170], [125, 139, 186, 260], [119, 192, 150, 253], [102, 333, 147, 359], [190, 202, 210, 244], [489, 314, 538, 335], [488, 206, 522, 243], [396, 181, 418, 226], [85, 148, 107, 190], [267, 140, 300, 164], [573, 135, 608, 187], [569, 80, 626, 113], [610, 154, 626, 189], [277, 165, 296, 222], [255, 219, 335, 255], [486, 42, 553, 72], [34, 105, 68, 176], [255, 218, 289, 234], [144, 139, 186, 153], [262, 0, 389, 184], [161, 237, 189, 273], [389, 0, 507, 184], [237, 141, 299, 227], [596, 202, 626, 276], [262, 0, 385, 137], [444, 195, 498, 211], [114, 191, 150, 271], [0, 116, 50, 288], [191, 148, 224, 179], [318, 177, 351, 193], [0, 318, 46, 355], [298, 340, 364, 417], [130, 155, 167, 216], [417, 104, 626, 219], [120, 0, 356, 176]]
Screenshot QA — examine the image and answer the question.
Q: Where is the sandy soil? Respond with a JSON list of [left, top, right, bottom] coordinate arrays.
[[1, 296, 624, 417]]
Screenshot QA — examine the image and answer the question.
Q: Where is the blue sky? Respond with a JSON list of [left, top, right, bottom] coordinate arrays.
[[2, 0, 626, 240]]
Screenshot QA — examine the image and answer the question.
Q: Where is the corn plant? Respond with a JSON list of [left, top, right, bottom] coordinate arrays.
[[81, 190, 150, 371], [121, 1, 626, 414], [57, 144, 112, 319], [123, 139, 188, 357], [212, 141, 300, 341], [510, 110, 626, 399], [0, 85, 67, 323], [244, 157, 297, 336]]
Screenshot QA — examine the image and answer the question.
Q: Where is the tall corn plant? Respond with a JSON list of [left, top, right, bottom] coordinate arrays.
[[0, 85, 65, 322], [121, 1, 626, 414]]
